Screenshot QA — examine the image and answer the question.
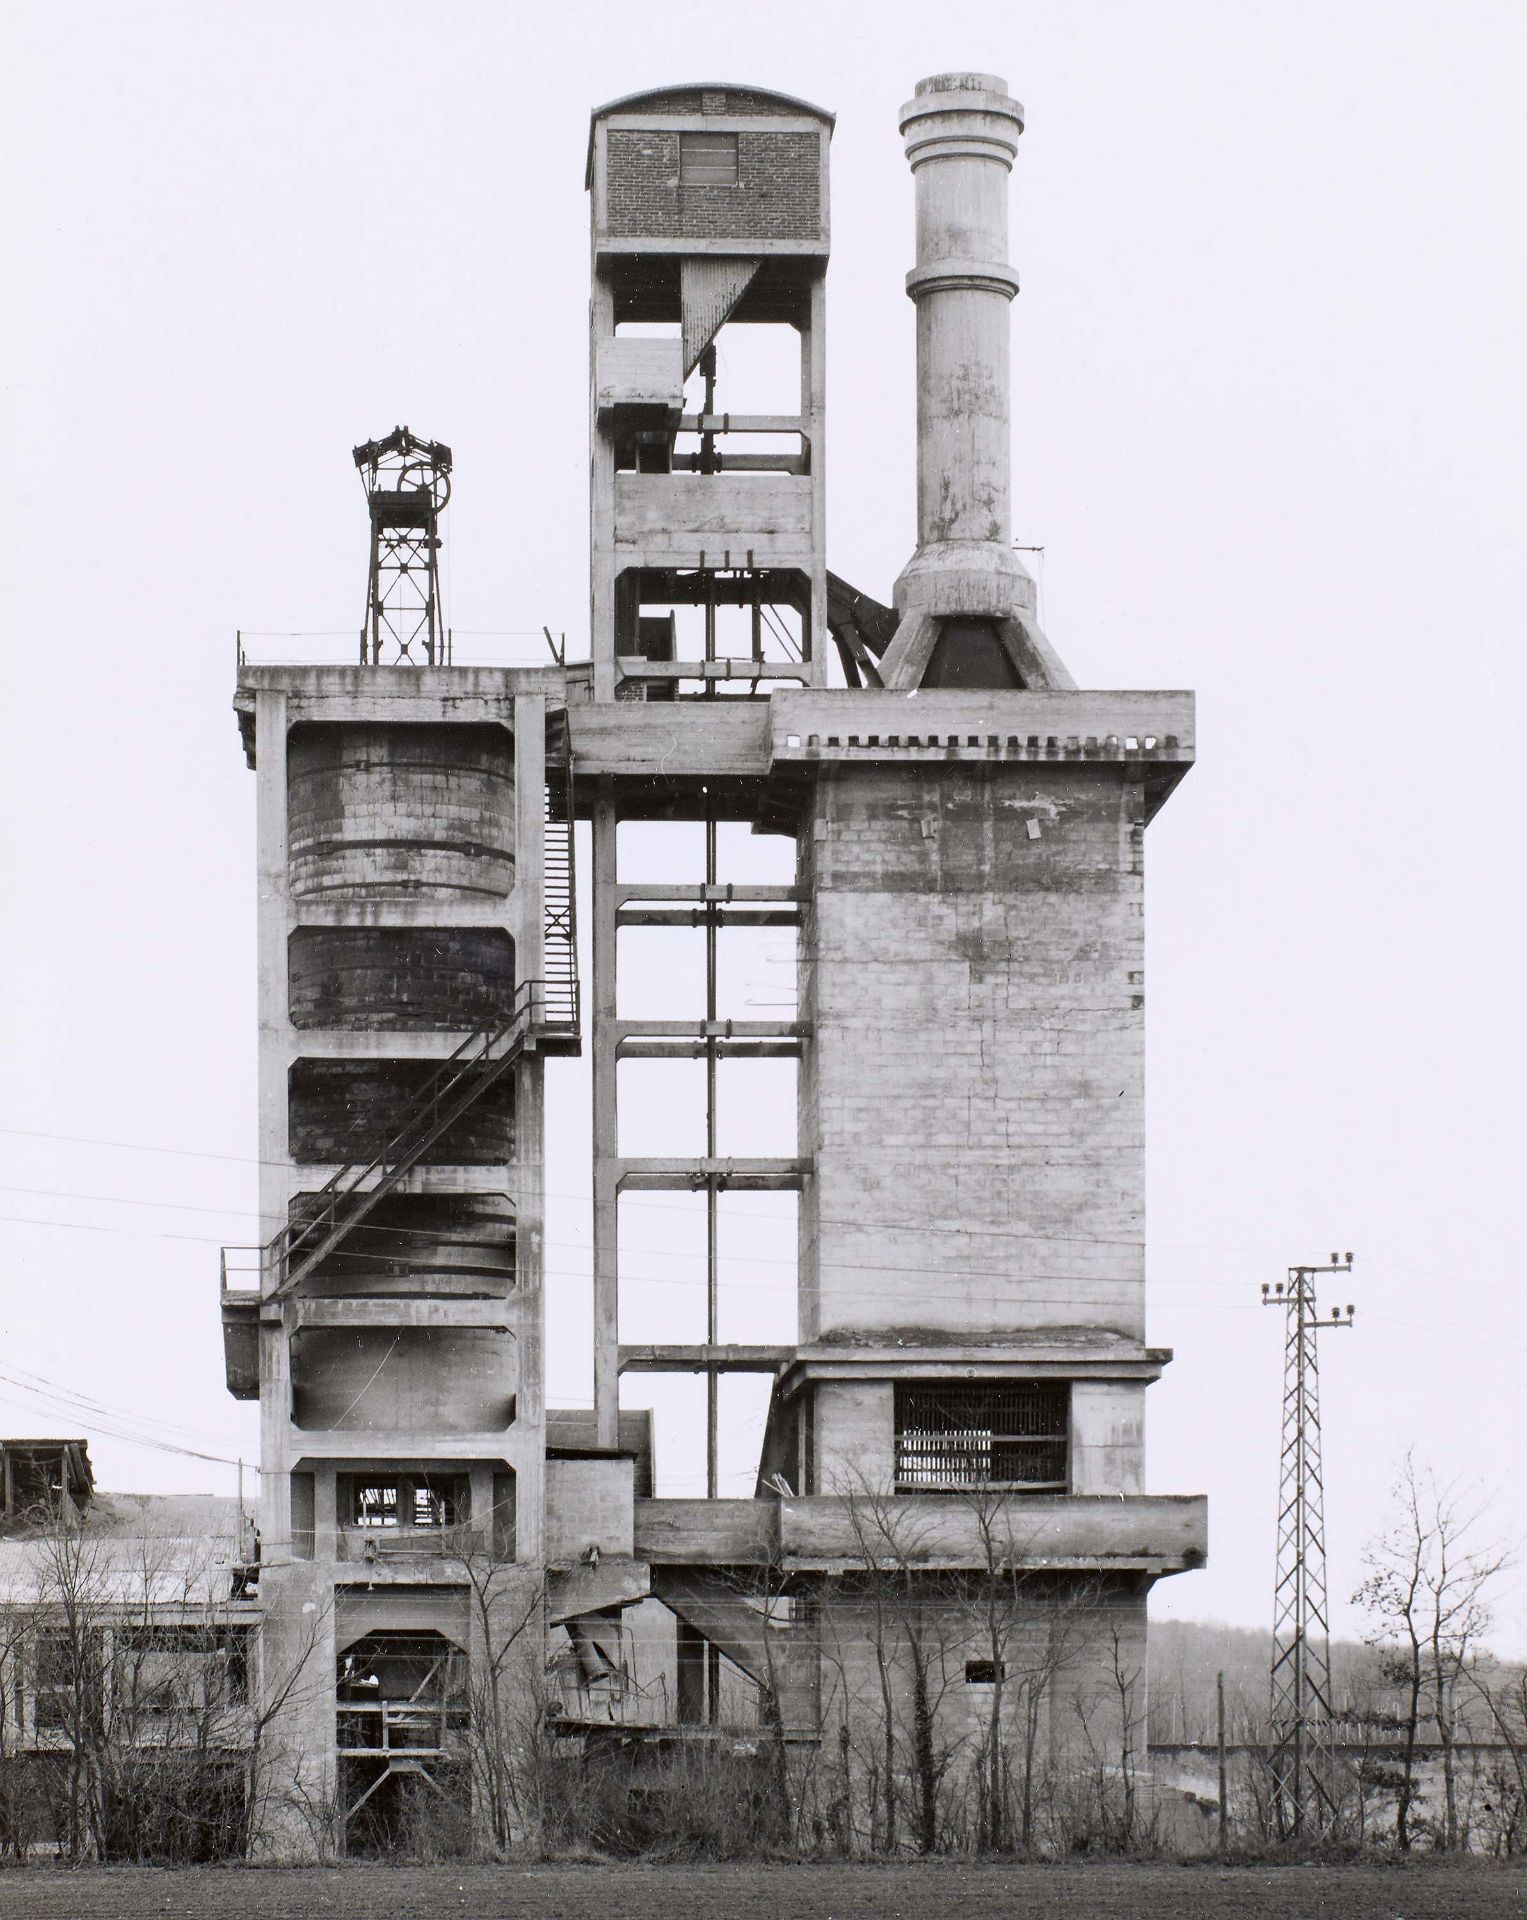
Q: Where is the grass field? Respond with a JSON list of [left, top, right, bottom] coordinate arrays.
[[0, 1861, 1522, 1919]]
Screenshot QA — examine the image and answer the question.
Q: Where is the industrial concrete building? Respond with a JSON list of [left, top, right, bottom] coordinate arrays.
[[215, 72, 1207, 1853]]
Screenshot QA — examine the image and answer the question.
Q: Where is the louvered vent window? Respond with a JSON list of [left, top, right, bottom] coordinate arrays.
[[894, 1383, 1069, 1494], [680, 131, 739, 186]]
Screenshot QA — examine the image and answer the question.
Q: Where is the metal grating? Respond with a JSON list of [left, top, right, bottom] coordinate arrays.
[[893, 1383, 1068, 1493]]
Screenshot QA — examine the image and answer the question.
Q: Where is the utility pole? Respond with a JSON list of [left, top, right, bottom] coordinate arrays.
[[1262, 1252, 1356, 1838], [1217, 1670, 1228, 1857]]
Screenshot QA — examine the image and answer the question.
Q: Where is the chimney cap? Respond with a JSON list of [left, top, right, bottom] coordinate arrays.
[[915, 72, 1009, 98], [900, 75, 1025, 157]]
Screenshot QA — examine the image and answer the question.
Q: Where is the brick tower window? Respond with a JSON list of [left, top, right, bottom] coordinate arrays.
[[680, 130, 739, 186], [894, 1383, 1069, 1493]]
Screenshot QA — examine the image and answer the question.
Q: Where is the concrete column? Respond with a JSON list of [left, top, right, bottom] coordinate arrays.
[[254, 690, 293, 1555], [590, 792, 620, 1447], [893, 72, 1036, 622]]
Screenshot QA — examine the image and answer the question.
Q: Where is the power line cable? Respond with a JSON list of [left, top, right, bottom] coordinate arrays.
[[0, 1211, 1292, 1313], [0, 1361, 239, 1448], [0, 1177, 1280, 1285], [0, 1132, 1397, 1261]]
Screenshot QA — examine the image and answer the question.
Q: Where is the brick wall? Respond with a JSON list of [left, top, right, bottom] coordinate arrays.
[[288, 927, 516, 1031], [287, 722, 513, 901], [800, 764, 1147, 1343], [605, 129, 823, 242], [616, 88, 812, 118], [287, 1059, 514, 1165]]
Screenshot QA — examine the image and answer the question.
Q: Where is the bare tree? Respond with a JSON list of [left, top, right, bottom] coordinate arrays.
[[825, 1473, 970, 1854], [441, 1523, 548, 1855], [1465, 1664, 1527, 1856], [8, 1512, 327, 1862], [0, 1592, 41, 1856], [960, 1495, 1116, 1855], [1352, 1452, 1510, 1850]]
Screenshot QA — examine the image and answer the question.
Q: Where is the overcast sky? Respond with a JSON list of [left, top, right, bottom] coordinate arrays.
[[2, 1, 1524, 1655]]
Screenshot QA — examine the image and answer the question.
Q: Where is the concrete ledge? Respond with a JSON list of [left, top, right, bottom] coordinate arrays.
[[782, 1493, 1207, 1574], [770, 688, 1195, 766], [634, 1493, 1207, 1574], [775, 1344, 1172, 1395]]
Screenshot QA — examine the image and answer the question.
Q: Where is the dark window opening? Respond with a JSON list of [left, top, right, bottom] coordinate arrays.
[[614, 565, 812, 699], [336, 1630, 469, 1770], [965, 1659, 1005, 1685], [31, 1628, 78, 1732], [894, 1383, 1069, 1493], [491, 1470, 517, 1562], [344, 1473, 466, 1531], [112, 1626, 251, 1713], [680, 130, 739, 186], [921, 618, 1023, 690]]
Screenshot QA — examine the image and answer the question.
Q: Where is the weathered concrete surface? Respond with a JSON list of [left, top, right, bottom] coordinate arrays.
[[632, 1495, 1207, 1574], [799, 764, 1151, 1357]]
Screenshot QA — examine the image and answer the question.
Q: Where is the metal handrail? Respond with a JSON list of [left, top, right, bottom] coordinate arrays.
[[268, 979, 577, 1299], [217, 975, 581, 1307], [220, 1245, 262, 1303]]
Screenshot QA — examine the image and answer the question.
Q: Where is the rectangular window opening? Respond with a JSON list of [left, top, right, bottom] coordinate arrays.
[[680, 130, 739, 187], [893, 1382, 1069, 1494], [965, 1659, 1005, 1685], [346, 1474, 464, 1531]]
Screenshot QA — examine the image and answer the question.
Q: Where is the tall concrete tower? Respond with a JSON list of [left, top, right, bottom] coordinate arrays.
[[222, 449, 581, 1843], [771, 74, 1190, 1535]]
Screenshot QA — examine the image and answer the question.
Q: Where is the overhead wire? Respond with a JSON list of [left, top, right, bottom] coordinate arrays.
[[0, 1382, 245, 1470], [0, 1360, 238, 1448], [0, 1124, 1420, 1261], [2, 1180, 1525, 1315], [0, 1210, 1291, 1312]]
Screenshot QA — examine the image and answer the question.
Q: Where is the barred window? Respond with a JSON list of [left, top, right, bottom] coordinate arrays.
[[893, 1383, 1069, 1494], [680, 131, 739, 186]]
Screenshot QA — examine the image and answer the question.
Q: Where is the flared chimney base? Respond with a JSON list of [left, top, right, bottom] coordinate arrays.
[[879, 541, 1074, 690]]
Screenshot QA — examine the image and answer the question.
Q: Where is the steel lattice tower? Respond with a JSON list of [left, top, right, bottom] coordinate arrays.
[[353, 426, 452, 664], [1263, 1254, 1356, 1836]]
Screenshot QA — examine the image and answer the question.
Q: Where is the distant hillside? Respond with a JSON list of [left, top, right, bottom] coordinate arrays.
[[1147, 1617, 1523, 1745]]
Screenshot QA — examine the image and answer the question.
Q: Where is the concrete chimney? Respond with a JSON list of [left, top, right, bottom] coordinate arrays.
[[881, 73, 1071, 689]]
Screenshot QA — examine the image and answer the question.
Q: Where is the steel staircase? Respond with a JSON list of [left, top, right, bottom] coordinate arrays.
[[269, 982, 571, 1301], [262, 715, 582, 1304], [543, 713, 578, 1032]]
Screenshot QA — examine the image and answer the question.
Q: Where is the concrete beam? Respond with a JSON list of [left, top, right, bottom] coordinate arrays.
[[568, 703, 770, 781], [286, 1299, 513, 1332], [632, 1493, 1207, 1575], [619, 1345, 792, 1374], [618, 1158, 806, 1191]]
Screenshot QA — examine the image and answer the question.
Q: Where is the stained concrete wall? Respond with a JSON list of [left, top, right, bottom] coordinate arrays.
[[799, 763, 1146, 1344], [293, 1191, 514, 1297], [1070, 1382, 1144, 1496], [545, 1456, 636, 1564], [813, 1576, 1148, 1840], [289, 1328, 516, 1433], [812, 1382, 895, 1494]]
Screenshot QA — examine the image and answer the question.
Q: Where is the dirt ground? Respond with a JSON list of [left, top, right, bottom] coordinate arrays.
[[0, 1861, 1522, 1920]]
